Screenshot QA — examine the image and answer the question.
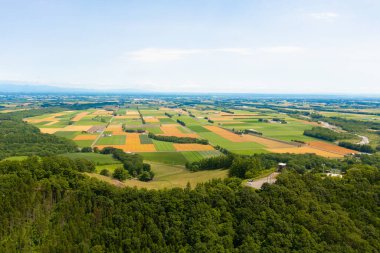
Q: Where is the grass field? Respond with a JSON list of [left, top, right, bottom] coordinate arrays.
[[60, 153, 122, 165], [74, 140, 94, 147], [140, 134, 153, 144], [139, 152, 187, 165], [153, 140, 176, 151], [96, 135, 126, 145], [87, 162, 229, 189]]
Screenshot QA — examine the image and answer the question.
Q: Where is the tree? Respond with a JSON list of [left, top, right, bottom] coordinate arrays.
[[81, 147, 93, 153], [100, 169, 110, 177], [112, 167, 128, 181]]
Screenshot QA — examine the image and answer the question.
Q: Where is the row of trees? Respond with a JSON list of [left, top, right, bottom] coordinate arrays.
[[304, 127, 353, 141], [148, 133, 209, 145], [100, 147, 154, 181], [177, 119, 186, 126], [339, 141, 376, 153], [185, 155, 234, 171], [186, 151, 380, 178], [0, 153, 379, 251]]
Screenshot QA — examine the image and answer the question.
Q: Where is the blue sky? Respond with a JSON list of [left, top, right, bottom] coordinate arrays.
[[0, 0, 379, 93]]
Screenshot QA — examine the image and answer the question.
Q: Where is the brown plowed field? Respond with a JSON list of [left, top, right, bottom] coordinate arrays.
[[173, 144, 215, 151], [307, 141, 358, 155]]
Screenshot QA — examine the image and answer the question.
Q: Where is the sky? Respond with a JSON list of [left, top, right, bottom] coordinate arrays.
[[0, 0, 380, 94]]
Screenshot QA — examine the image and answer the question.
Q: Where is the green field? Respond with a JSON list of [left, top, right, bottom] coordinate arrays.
[[187, 125, 211, 133], [153, 140, 176, 151], [60, 153, 122, 165], [74, 140, 94, 147], [54, 131, 81, 139], [139, 152, 187, 165], [140, 134, 153, 144], [159, 118, 175, 124], [96, 135, 126, 145], [89, 162, 228, 189], [147, 127, 164, 134]]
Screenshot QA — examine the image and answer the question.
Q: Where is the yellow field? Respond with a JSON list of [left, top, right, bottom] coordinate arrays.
[[243, 135, 294, 148], [61, 125, 93, 131], [106, 124, 125, 134], [144, 117, 159, 123], [204, 126, 252, 142], [44, 120, 59, 126], [92, 109, 113, 115], [39, 128, 61, 134], [173, 144, 215, 151], [126, 110, 139, 115], [268, 147, 344, 158], [160, 124, 199, 138], [95, 133, 156, 152], [307, 141, 358, 155], [25, 112, 66, 123], [74, 134, 98, 141], [71, 112, 89, 121]]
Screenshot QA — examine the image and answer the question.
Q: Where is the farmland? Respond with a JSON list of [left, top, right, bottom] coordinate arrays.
[[25, 103, 360, 160]]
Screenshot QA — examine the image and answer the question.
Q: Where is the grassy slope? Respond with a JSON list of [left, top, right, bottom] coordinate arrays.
[[88, 162, 228, 190]]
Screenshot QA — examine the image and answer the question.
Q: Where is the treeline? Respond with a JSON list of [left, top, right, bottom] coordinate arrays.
[[0, 154, 379, 251], [310, 114, 380, 132], [176, 119, 186, 126], [121, 124, 145, 133], [304, 127, 353, 141], [339, 141, 376, 154], [100, 147, 154, 181], [164, 112, 173, 118], [186, 151, 380, 178], [137, 107, 145, 124], [148, 133, 208, 145], [185, 155, 234, 171], [0, 109, 77, 160]]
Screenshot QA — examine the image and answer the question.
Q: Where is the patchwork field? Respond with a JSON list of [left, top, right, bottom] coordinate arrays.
[[26, 106, 358, 158]]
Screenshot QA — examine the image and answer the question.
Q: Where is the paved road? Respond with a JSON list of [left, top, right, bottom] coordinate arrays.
[[246, 172, 280, 189], [91, 115, 114, 148]]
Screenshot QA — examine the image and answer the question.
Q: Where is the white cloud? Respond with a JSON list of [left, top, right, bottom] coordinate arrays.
[[309, 12, 339, 21], [127, 47, 254, 62], [258, 46, 306, 54], [128, 48, 202, 62], [215, 48, 253, 55]]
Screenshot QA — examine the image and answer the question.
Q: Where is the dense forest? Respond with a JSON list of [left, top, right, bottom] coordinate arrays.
[[0, 108, 77, 160], [0, 154, 379, 252]]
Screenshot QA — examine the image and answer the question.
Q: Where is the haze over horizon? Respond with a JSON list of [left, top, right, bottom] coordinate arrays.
[[1, 0, 379, 94]]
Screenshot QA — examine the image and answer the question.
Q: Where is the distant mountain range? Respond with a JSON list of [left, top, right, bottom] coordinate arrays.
[[0, 83, 145, 94]]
